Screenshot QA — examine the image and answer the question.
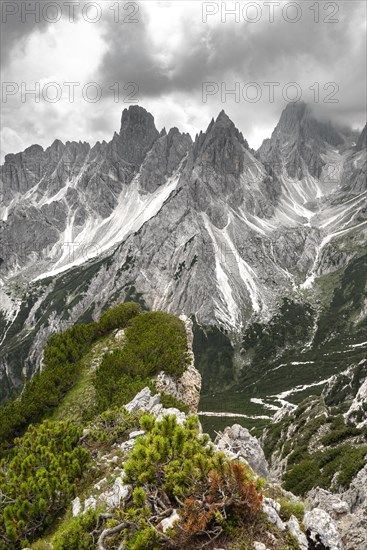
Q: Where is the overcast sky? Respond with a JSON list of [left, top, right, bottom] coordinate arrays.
[[1, 0, 366, 162]]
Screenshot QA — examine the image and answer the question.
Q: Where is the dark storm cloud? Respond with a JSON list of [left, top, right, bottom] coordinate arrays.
[[1, 1, 58, 64], [0, 1, 365, 160], [96, 0, 366, 129], [97, 15, 171, 97]]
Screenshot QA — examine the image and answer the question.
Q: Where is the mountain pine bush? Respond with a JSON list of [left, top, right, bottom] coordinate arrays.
[[64, 414, 264, 549], [98, 302, 141, 334], [0, 420, 89, 549], [0, 303, 142, 447], [94, 311, 190, 408]]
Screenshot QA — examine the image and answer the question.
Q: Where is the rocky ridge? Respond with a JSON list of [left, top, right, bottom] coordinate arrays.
[[64, 383, 335, 550], [1, 103, 366, 403], [262, 360, 367, 549]]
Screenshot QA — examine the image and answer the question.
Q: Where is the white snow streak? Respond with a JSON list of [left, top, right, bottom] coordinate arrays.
[[33, 172, 180, 281]]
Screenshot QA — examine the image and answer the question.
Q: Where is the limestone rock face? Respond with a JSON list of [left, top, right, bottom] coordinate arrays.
[[287, 515, 308, 550], [304, 508, 342, 550], [345, 377, 367, 426], [72, 496, 82, 517], [307, 488, 350, 518], [125, 387, 187, 425], [1, 104, 366, 407], [262, 497, 285, 531], [214, 424, 268, 478], [155, 315, 201, 412], [160, 509, 180, 533], [125, 387, 161, 414], [99, 477, 130, 510], [306, 485, 367, 550]]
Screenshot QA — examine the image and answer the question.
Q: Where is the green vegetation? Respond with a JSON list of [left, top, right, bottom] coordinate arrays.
[[263, 482, 305, 525], [271, 494, 304, 524], [158, 392, 190, 414], [284, 444, 367, 496], [192, 320, 235, 393], [0, 301, 314, 549], [93, 312, 190, 410], [53, 414, 267, 549], [98, 302, 141, 334], [11, 291, 367, 547], [241, 299, 315, 366], [52, 509, 100, 550], [84, 406, 140, 448], [314, 253, 367, 347], [0, 322, 99, 447], [0, 420, 89, 549], [320, 426, 362, 446], [0, 303, 142, 447], [264, 395, 367, 497]]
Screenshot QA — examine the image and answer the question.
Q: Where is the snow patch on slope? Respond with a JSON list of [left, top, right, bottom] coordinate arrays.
[[33, 172, 180, 281]]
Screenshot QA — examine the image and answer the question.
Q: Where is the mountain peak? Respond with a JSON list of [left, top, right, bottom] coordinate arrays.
[[277, 101, 308, 133], [203, 110, 247, 147], [216, 109, 232, 124], [356, 123, 367, 151], [115, 105, 160, 166], [274, 101, 344, 147], [120, 105, 157, 134]]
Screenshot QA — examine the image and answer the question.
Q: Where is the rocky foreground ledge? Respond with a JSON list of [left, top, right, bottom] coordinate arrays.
[[64, 382, 345, 550]]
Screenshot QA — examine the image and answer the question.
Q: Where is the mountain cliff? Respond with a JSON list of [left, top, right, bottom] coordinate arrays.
[[0, 304, 346, 549], [0, 103, 366, 410]]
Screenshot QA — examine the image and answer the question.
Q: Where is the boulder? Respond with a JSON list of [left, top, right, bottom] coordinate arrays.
[[304, 508, 342, 550], [114, 329, 126, 343], [262, 497, 285, 531], [214, 424, 268, 478], [125, 387, 160, 413], [307, 481, 367, 550], [125, 387, 188, 425], [307, 488, 350, 519], [287, 515, 308, 550], [84, 496, 97, 513], [160, 509, 180, 533], [99, 477, 130, 509], [72, 496, 82, 517]]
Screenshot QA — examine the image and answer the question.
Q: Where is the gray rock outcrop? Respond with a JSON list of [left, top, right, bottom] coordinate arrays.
[[125, 387, 187, 425], [214, 424, 268, 478], [155, 315, 201, 412], [1, 104, 366, 404], [304, 508, 342, 550], [287, 515, 308, 550]]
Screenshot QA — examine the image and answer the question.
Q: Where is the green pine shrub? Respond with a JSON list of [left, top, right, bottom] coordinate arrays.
[[0, 302, 142, 448], [320, 426, 361, 446], [52, 509, 100, 550], [158, 392, 190, 414], [84, 406, 141, 448], [277, 497, 305, 523], [54, 415, 265, 549], [89, 414, 263, 549], [98, 302, 141, 334], [0, 420, 89, 549], [94, 312, 190, 408], [0, 322, 99, 447], [283, 459, 322, 496], [284, 444, 367, 495]]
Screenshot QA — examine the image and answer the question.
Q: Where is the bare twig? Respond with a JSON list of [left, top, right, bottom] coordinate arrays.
[[97, 521, 132, 550]]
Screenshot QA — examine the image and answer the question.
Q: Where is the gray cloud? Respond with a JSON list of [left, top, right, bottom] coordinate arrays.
[[0, 0, 366, 160], [93, 1, 366, 138], [0, 0, 76, 65]]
